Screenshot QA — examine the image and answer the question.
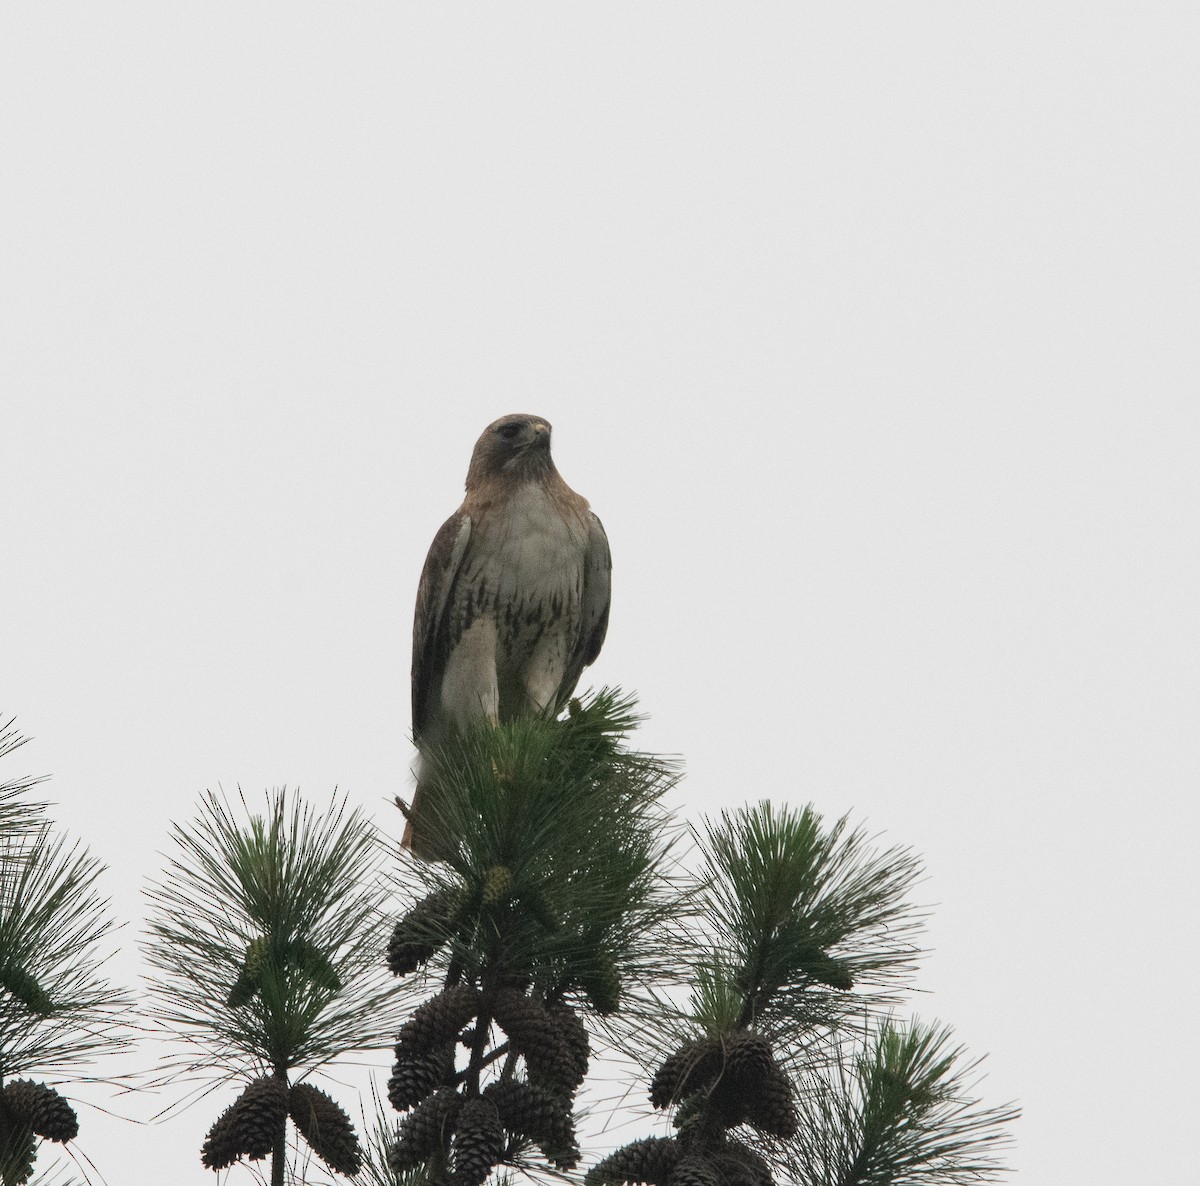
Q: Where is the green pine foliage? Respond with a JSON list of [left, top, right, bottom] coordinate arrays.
[[375, 698, 1015, 1186], [401, 690, 682, 1008], [786, 1020, 1020, 1185], [598, 799, 1016, 1186], [0, 720, 50, 842], [381, 690, 685, 1184], [0, 824, 129, 1074], [0, 718, 130, 1186], [143, 787, 411, 1180], [5, 685, 1016, 1186], [694, 801, 923, 1038], [145, 787, 408, 1075]]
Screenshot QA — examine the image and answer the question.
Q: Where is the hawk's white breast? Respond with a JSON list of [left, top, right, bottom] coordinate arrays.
[[442, 480, 589, 725], [484, 482, 588, 601]]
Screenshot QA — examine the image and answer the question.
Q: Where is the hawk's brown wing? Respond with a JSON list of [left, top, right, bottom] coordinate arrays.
[[553, 510, 612, 714], [411, 509, 472, 740]]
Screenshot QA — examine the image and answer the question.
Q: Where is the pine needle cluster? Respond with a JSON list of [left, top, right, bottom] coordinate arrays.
[[0, 717, 130, 1186], [143, 786, 411, 1180], [591, 801, 1016, 1186], [785, 1020, 1020, 1185], [383, 691, 682, 1186], [695, 802, 923, 1038]]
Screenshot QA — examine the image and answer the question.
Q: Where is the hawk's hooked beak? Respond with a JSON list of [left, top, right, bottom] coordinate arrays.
[[532, 421, 549, 438]]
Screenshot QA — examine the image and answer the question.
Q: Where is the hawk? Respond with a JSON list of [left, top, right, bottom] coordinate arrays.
[[403, 413, 612, 856]]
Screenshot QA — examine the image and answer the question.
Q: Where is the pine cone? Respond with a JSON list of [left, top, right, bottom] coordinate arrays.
[[230, 1075, 288, 1161], [2, 1081, 79, 1143], [712, 1141, 774, 1186], [691, 1031, 796, 1138], [650, 1038, 723, 1109], [586, 1136, 681, 1186], [0, 963, 52, 1016], [451, 1096, 503, 1186], [548, 1001, 590, 1084], [390, 1088, 461, 1172], [201, 1103, 241, 1170], [287, 938, 342, 993], [803, 951, 853, 991], [722, 1032, 774, 1080], [388, 887, 461, 975], [483, 1080, 578, 1169], [739, 1060, 797, 1139], [389, 1044, 456, 1112], [668, 1155, 722, 1186], [580, 955, 621, 1015], [481, 865, 514, 905], [228, 936, 268, 1006], [397, 986, 481, 1058], [288, 1083, 361, 1175], [491, 988, 579, 1093]]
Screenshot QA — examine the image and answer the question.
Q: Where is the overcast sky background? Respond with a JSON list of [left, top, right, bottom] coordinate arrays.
[[2, 5, 1197, 1183]]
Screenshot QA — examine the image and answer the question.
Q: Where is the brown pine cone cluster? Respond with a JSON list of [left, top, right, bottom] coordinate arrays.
[[705, 1034, 797, 1138], [483, 1079, 579, 1169], [201, 1104, 242, 1171], [650, 1039, 725, 1109], [388, 1071, 584, 1182], [585, 1135, 680, 1186], [0, 1080, 76, 1186], [548, 1000, 590, 1083], [653, 1031, 796, 1139], [588, 1131, 774, 1186], [386, 984, 590, 1182], [388, 1042, 457, 1112], [708, 1142, 774, 1186], [389, 1088, 461, 1173], [668, 1155, 722, 1186], [591, 1028, 796, 1186], [396, 986, 481, 1059], [491, 988, 587, 1094], [201, 1077, 363, 1174], [201, 1075, 288, 1168], [451, 1096, 504, 1186], [1, 1080, 79, 1144]]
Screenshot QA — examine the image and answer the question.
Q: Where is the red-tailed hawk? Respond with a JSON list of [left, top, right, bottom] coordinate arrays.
[[403, 413, 611, 856]]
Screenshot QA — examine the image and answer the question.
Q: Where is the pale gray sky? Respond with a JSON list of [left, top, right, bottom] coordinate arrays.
[[3, 5, 1197, 1183]]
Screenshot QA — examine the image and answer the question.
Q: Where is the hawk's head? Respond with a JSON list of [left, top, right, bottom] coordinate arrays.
[[466, 414, 555, 488]]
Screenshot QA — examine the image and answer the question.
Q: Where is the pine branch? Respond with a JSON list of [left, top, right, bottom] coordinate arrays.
[[144, 786, 413, 1076], [144, 785, 412, 1179], [0, 719, 131, 1186], [785, 1020, 1019, 1186], [0, 815, 131, 1076], [384, 692, 681, 1182], [395, 689, 685, 1008], [692, 802, 924, 1039]]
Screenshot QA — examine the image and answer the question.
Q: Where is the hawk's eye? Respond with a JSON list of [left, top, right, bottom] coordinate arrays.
[[496, 423, 523, 440]]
